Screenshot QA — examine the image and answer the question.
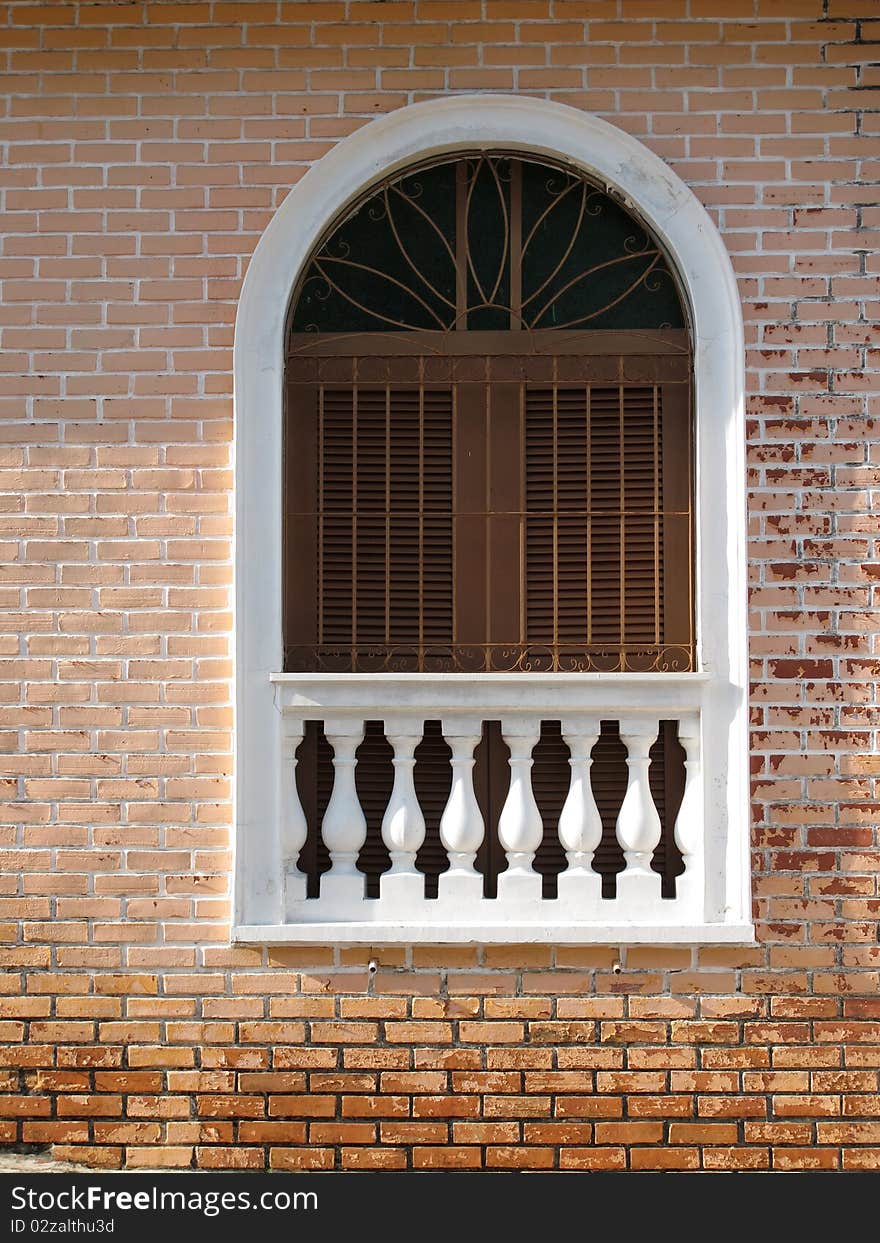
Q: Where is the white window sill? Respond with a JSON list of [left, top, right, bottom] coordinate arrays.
[[232, 921, 756, 946]]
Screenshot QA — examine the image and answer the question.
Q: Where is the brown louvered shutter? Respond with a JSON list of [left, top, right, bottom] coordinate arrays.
[[328, 386, 453, 665], [525, 384, 682, 660], [285, 385, 453, 670]]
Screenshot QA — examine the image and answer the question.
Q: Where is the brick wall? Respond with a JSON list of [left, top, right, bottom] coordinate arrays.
[[2, 0, 879, 1172]]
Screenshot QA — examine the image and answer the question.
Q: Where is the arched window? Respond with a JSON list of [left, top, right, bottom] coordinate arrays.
[[284, 153, 694, 901], [233, 97, 751, 945]]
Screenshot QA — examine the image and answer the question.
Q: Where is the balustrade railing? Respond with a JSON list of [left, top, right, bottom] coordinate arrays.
[[266, 673, 711, 942]]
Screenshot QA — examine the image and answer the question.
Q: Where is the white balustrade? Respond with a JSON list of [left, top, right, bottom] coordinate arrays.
[[497, 723, 543, 902], [438, 720, 485, 904], [381, 718, 426, 903], [267, 672, 714, 940], [615, 717, 663, 908], [281, 725, 308, 909], [556, 722, 603, 905], [319, 718, 367, 906]]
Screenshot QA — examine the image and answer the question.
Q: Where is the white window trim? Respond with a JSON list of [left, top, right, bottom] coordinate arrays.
[[232, 95, 752, 944]]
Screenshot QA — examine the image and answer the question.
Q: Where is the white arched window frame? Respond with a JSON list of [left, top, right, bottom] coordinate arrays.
[[232, 96, 753, 944]]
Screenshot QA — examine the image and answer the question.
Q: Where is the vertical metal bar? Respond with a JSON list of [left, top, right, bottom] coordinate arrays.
[[585, 383, 591, 648], [351, 379, 358, 668], [484, 360, 491, 670], [385, 383, 391, 648], [318, 386, 325, 648], [552, 360, 559, 661], [653, 383, 660, 648], [451, 374, 457, 649], [519, 379, 525, 648], [687, 382, 694, 666], [455, 161, 467, 331], [418, 370, 425, 666], [510, 159, 522, 331], [618, 378, 625, 656]]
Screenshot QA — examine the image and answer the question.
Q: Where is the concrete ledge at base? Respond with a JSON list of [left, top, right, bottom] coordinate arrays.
[[233, 922, 758, 946]]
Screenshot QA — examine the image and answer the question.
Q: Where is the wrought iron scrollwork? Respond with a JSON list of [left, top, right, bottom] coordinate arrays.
[[284, 645, 694, 675], [291, 153, 685, 335]]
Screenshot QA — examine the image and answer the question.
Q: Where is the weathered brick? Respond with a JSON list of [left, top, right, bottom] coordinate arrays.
[[2, 0, 878, 1179]]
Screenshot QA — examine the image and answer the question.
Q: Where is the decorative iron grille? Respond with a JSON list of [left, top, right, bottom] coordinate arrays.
[[291, 153, 686, 335]]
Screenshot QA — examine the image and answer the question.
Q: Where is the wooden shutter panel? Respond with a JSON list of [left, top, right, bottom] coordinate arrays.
[[525, 384, 674, 657], [286, 385, 453, 670]]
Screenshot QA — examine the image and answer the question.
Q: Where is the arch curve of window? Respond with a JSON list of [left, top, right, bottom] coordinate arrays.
[[233, 96, 751, 944]]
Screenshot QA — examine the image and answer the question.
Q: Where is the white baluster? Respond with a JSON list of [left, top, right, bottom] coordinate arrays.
[[319, 718, 366, 905], [281, 722, 308, 910], [438, 720, 485, 905], [615, 716, 663, 909], [556, 721, 603, 907], [496, 721, 543, 902], [380, 717, 426, 903], [673, 716, 704, 921]]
